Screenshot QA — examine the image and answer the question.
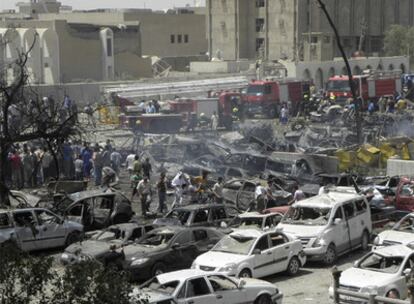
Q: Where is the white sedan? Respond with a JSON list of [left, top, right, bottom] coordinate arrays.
[[333, 244, 414, 300], [192, 229, 306, 278], [138, 269, 283, 304], [374, 212, 414, 247]]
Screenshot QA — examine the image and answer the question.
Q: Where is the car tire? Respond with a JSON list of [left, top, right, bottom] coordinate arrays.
[[386, 289, 400, 299], [238, 268, 252, 278], [323, 244, 337, 266], [286, 256, 301, 276], [360, 230, 370, 251], [254, 294, 272, 304], [152, 262, 166, 277], [65, 231, 81, 247]]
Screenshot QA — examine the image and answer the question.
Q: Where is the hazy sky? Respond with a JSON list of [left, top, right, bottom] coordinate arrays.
[[0, 0, 205, 11]]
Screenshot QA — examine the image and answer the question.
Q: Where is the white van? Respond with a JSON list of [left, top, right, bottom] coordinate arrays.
[[278, 188, 372, 265]]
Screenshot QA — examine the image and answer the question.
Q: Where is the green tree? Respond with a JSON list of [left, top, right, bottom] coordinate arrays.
[[384, 24, 414, 57]]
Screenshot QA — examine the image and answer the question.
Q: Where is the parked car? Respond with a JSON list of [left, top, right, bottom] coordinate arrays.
[[0, 208, 83, 251], [60, 223, 156, 265], [153, 204, 240, 227], [123, 226, 224, 281], [278, 187, 372, 265], [45, 189, 133, 231], [222, 179, 291, 211], [138, 269, 283, 304], [374, 212, 414, 247], [332, 244, 414, 300], [192, 229, 306, 278], [229, 212, 284, 231]]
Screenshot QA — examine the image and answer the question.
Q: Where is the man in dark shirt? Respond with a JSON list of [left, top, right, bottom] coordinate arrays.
[[142, 158, 152, 179], [156, 172, 167, 213], [102, 244, 125, 270]]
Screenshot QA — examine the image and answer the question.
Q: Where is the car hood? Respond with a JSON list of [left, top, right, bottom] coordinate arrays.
[[123, 244, 166, 260], [243, 277, 277, 289], [378, 230, 414, 245], [340, 268, 395, 289], [65, 240, 120, 257], [195, 251, 248, 267], [278, 223, 326, 238]]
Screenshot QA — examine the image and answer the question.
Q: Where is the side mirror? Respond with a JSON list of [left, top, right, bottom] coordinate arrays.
[[253, 249, 261, 255], [404, 268, 412, 276], [334, 218, 342, 225], [353, 260, 359, 268], [172, 243, 180, 250], [238, 279, 246, 289]]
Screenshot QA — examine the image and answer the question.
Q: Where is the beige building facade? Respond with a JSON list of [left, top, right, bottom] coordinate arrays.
[[206, 0, 414, 61]]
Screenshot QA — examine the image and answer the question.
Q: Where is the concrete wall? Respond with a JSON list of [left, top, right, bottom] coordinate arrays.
[[190, 60, 254, 74], [387, 159, 414, 176]]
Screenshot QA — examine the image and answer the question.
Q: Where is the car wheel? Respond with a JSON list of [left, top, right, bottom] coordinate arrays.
[[65, 231, 81, 247], [254, 294, 272, 304], [323, 244, 337, 266], [238, 268, 252, 278], [360, 230, 370, 251], [152, 262, 166, 277], [386, 290, 400, 299], [286, 256, 300, 276]]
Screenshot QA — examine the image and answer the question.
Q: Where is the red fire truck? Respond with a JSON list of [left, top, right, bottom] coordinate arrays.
[[245, 79, 310, 118], [326, 71, 402, 104]]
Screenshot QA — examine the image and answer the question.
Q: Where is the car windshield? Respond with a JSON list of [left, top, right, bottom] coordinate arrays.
[[212, 234, 256, 255], [166, 210, 191, 225], [327, 80, 351, 92], [138, 230, 175, 247], [54, 197, 75, 212], [282, 206, 331, 226], [247, 85, 264, 95], [359, 252, 404, 274], [394, 215, 414, 232], [238, 217, 263, 228], [94, 227, 124, 241], [140, 277, 179, 295]]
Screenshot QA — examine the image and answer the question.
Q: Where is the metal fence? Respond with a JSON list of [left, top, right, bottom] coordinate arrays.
[[331, 267, 414, 304]]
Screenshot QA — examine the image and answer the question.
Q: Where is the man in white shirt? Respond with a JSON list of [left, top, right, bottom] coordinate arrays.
[[125, 152, 136, 175], [171, 171, 189, 209], [212, 177, 224, 203]]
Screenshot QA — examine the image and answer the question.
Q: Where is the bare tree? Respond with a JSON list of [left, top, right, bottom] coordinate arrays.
[[0, 36, 81, 206]]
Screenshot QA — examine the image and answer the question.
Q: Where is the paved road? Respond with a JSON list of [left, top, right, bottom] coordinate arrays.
[[265, 251, 367, 304]]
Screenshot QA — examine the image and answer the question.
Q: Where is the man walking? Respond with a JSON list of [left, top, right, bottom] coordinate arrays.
[[156, 172, 168, 213], [137, 177, 152, 216]]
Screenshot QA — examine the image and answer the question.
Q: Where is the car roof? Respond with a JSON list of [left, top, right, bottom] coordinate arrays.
[[239, 212, 272, 219], [173, 204, 227, 211], [150, 226, 186, 234], [374, 244, 413, 257], [157, 269, 223, 284], [68, 189, 117, 201], [294, 190, 363, 209]]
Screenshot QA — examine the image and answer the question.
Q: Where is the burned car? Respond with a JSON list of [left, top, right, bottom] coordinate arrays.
[[123, 226, 224, 281], [60, 223, 156, 265], [222, 179, 292, 211], [154, 204, 240, 227], [46, 189, 133, 231]]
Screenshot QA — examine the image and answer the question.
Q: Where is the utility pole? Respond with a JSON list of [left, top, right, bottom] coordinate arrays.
[[314, 0, 362, 144]]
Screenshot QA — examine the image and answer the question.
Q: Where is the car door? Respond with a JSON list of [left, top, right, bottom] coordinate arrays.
[[192, 229, 214, 255], [222, 180, 243, 206], [169, 231, 196, 270], [206, 275, 246, 304], [237, 181, 256, 211], [34, 209, 67, 249], [251, 234, 274, 278], [343, 201, 361, 248], [332, 206, 351, 254], [191, 209, 210, 227], [12, 210, 39, 251], [92, 195, 114, 228], [176, 277, 216, 304], [269, 232, 292, 273]]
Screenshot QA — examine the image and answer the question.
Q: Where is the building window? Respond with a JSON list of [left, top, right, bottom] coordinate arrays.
[[106, 38, 112, 57], [44, 62, 49, 68], [171, 34, 175, 43], [184, 34, 189, 43], [256, 0, 265, 7], [323, 36, 331, 44], [256, 38, 265, 52], [311, 36, 318, 43], [178, 34, 182, 43], [256, 18, 265, 32]]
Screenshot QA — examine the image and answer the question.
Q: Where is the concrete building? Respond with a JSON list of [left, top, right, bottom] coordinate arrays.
[[0, 19, 152, 84], [206, 0, 414, 61]]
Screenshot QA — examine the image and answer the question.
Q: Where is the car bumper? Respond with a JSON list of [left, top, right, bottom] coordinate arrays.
[[246, 104, 264, 115], [303, 246, 327, 261], [272, 292, 283, 304], [125, 264, 153, 281]]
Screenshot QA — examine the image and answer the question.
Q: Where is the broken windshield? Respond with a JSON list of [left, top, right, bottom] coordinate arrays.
[[394, 215, 414, 232], [282, 206, 331, 226], [212, 234, 256, 255], [138, 231, 175, 247], [140, 277, 179, 295], [359, 252, 403, 274], [166, 210, 191, 225]]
